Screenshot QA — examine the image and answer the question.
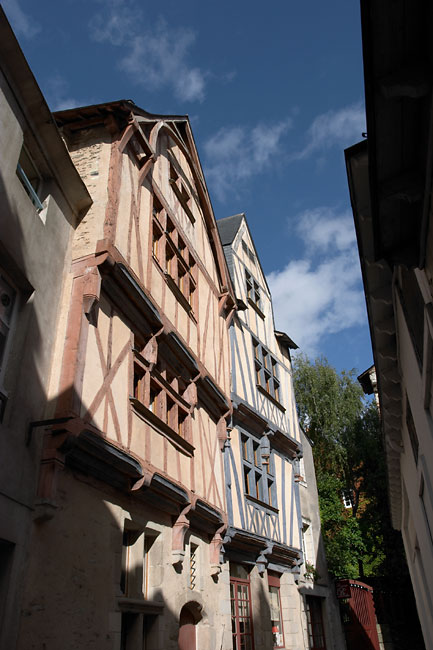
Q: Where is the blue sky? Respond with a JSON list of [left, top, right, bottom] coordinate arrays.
[[2, 0, 372, 374]]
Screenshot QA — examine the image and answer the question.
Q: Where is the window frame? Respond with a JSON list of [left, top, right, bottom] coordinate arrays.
[[252, 338, 281, 404], [230, 571, 255, 650], [16, 144, 44, 212], [0, 270, 20, 421], [240, 431, 276, 508], [169, 162, 195, 224], [305, 596, 327, 650], [245, 270, 261, 311], [151, 192, 197, 313], [268, 572, 285, 649], [133, 348, 193, 445], [341, 490, 353, 509]]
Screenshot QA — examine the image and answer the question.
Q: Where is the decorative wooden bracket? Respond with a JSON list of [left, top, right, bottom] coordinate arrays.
[[256, 542, 273, 575]]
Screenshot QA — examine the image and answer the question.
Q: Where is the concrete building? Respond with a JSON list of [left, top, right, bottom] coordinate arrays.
[[0, 10, 92, 650], [346, 1, 433, 646], [218, 214, 345, 650], [297, 431, 346, 650]]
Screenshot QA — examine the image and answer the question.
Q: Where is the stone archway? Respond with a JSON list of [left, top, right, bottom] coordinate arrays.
[[178, 601, 202, 650]]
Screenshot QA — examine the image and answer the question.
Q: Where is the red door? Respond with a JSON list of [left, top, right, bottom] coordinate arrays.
[[178, 606, 196, 650], [336, 580, 380, 650]]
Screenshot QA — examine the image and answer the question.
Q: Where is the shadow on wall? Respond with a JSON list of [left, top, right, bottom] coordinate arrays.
[[258, 576, 274, 649], [1, 165, 296, 650], [0, 166, 51, 650], [12, 383, 187, 650]]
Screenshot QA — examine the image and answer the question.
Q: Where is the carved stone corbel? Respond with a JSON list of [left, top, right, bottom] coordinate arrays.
[[82, 265, 101, 318], [172, 504, 192, 567], [209, 524, 227, 576]]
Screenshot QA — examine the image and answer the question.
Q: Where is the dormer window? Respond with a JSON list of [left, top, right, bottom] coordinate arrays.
[[246, 270, 261, 309], [242, 240, 256, 263], [252, 338, 280, 403], [241, 431, 276, 507]]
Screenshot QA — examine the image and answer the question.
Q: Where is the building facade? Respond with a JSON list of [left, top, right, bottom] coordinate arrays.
[[0, 9, 348, 650], [0, 10, 92, 650], [346, 1, 433, 646], [297, 431, 346, 650], [12, 98, 237, 650], [218, 214, 345, 650]]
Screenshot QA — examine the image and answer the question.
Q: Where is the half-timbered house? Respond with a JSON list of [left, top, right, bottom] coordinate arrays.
[[217, 214, 310, 650], [15, 101, 237, 650]]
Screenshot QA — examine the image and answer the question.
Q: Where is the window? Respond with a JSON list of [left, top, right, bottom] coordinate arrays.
[[0, 272, 18, 421], [306, 597, 327, 650], [297, 456, 307, 485], [246, 271, 261, 309], [268, 573, 284, 648], [399, 268, 424, 369], [252, 339, 280, 402], [151, 193, 197, 310], [169, 163, 195, 223], [230, 564, 254, 650], [0, 539, 14, 633], [241, 432, 275, 507], [242, 240, 256, 264], [190, 543, 198, 590], [341, 490, 353, 509], [132, 340, 193, 446], [406, 395, 419, 465], [119, 524, 159, 650], [120, 524, 144, 598], [120, 522, 158, 600], [16, 145, 44, 211]]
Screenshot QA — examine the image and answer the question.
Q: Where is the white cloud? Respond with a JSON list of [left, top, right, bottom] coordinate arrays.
[[204, 119, 293, 201], [296, 207, 357, 254], [89, 2, 135, 46], [120, 22, 205, 102], [267, 207, 366, 356], [88, 4, 206, 103], [294, 102, 365, 160], [2, 0, 40, 38], [44, 76, 88, 112]]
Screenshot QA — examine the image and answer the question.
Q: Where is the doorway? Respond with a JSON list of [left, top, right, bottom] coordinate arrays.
[[178, 605, 196, 650]]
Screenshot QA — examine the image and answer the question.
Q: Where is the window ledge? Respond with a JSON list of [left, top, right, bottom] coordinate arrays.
[[256, 385, 286, 412], [245, 493, 279, 514], [130, 397, 195, 456], [248, 298, 265, 319]]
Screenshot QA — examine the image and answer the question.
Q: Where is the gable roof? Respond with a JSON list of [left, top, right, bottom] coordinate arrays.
[[217, 214, 245, 246], [53, 99, 236, 308]]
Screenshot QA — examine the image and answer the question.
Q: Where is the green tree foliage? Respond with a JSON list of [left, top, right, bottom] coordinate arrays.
[[292, 354, 408, 581], [293, 354, 364, 473]]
